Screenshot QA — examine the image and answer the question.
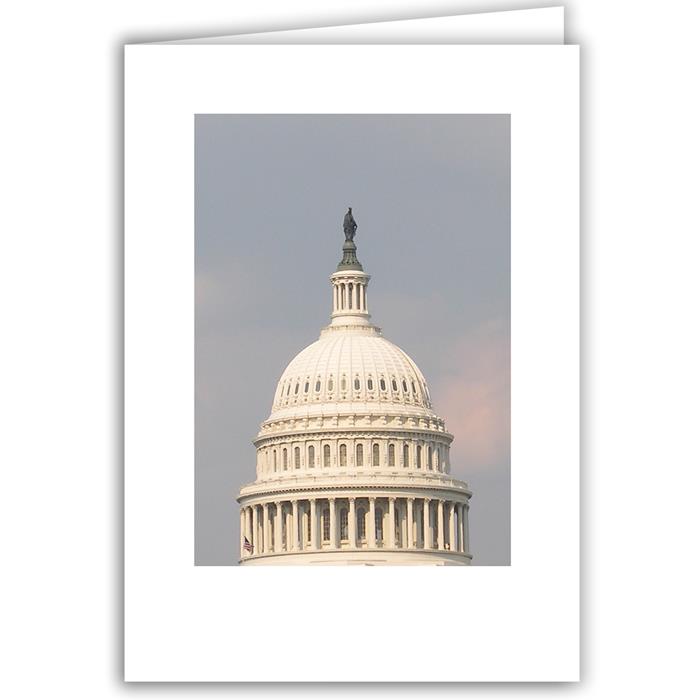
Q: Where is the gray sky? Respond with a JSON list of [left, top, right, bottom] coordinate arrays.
[[195, 114, 510, 565]]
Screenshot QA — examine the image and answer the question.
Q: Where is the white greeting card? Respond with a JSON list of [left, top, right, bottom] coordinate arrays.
[[125, 8, 578, 682]]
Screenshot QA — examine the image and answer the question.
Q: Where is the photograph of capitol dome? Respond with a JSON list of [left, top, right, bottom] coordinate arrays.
[[195, 114, 510, 566]]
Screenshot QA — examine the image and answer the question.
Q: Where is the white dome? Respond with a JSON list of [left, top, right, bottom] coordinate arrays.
[[238, 221, 471, 566], [267, 325, 433, 423]]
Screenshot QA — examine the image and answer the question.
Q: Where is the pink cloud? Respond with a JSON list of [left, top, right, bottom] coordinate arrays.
[[431, 319, 510, 472]]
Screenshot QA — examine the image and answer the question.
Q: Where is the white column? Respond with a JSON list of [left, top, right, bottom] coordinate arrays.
[[329, 498, 337, 548], [292, 500, 300, 551], [368, 497, 376, 548], [262, 503, 270, 553], [448, 502, 455, 552], [388, 498, 396, 549], [457, 504, 464, 553], [260, 505, 266, 550], [407, 498, 415, 549], [274, 502, 283, 553], [310, 499, 318, 550], [349, 497, 357, 548], [423, 499, 431, 549], [299, 503, 306, 550], [463, 504, 470, 555], [437, 500, 445, 550], [252, 505, 259, 555]]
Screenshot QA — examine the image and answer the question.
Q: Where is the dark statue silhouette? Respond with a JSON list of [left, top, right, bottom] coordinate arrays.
[[343, 207, 357, 241]]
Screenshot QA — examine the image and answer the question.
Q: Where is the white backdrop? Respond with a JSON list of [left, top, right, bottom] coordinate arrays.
[[1, 0, 699, 697]]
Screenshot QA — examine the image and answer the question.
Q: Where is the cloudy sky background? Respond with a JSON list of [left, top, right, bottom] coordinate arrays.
[[195, 114, 510, 565]]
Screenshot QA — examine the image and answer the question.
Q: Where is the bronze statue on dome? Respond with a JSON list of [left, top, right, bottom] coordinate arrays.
[[343, 207, 357, 241]]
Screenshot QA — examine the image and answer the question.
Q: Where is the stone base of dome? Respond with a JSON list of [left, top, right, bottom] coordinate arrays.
[[240, 549, 471, 566]]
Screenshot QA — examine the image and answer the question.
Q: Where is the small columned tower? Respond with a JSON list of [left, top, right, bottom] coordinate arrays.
[[330, 213, 372, 328], [237, 209, 472, 565]]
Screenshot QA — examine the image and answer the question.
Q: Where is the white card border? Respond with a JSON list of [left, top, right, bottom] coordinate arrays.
[[125, 44, 579, 682]]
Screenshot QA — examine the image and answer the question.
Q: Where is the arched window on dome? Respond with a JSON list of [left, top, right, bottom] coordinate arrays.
[[403, 443, 410, 468], [375, 506, 384, 545], [416, 445, 422, 469], [354, 377, 360, 391], [315, 379, 321, 393], [282, 448, 288, 470], [411, 380, 416, 395], [340, 507, 348, 541], [304, 381, 309, 394], [294, 382, 299, 395], [367, 377, 373, 391], [380, 378, 387, 392], [427, 445, 433, 471], [388, 444, 396, 467], [391, 378, 398, 392], [294, 446, 300, 469], [356, 443, 364, 467], [286, 382, 291, 396], [357, 507, 367, 541], [402, 379, 408, 393], [372, 443, 380, 467], [341, 376, 347, 392], [322, 507, 330, 543], [308, 445, 315, 469], [322, 444, 331, 467], [328, 378, 334, 393], [339, 444, 347, 467]]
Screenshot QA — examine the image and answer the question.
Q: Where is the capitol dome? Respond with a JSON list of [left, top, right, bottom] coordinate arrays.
[[267, 330, 437, 421], [237, 211, 472, 565]]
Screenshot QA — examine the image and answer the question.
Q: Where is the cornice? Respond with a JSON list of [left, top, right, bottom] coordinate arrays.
[[237, 473, 472, 502], [255, 419, 453, 445]]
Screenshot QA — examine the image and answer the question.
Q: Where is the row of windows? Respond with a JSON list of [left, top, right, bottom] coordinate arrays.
[[276, 373, 429, 405], [258, 441, 449, 474]]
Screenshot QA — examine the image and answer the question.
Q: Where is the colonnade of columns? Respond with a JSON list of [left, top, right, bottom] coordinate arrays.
[[240, 495, 470, 559], [332, 280, 367, 314]]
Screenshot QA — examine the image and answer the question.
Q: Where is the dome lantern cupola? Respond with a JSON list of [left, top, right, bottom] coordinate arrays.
[[330, 207, 372, 328]]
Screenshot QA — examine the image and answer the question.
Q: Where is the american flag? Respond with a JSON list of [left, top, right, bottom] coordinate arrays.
[[243, 536, 253, 553]]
